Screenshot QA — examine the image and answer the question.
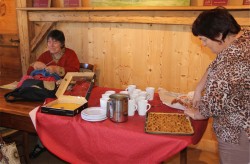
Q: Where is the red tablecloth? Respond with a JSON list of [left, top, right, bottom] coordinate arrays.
[[36, 86, 208, 164]]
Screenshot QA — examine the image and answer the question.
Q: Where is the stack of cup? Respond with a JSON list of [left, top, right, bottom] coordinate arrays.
[[137, 99, 151, 116], [145, 87, 155, 101], [100, 90, 116, 112], [128, 99, 137, 116], [125, 85, 136, 95], [119, 90, 129, 94], [123, 85, 155, 116]]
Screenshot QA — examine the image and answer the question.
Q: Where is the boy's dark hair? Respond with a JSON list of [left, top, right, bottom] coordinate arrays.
[[47, 29, 65, 48], [192, 7, 241, 42]]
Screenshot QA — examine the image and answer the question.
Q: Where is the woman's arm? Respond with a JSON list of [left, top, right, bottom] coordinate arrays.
[[192, 69, 209, 108], [26, 51, 51, 75], [184, 108, 207, 120]]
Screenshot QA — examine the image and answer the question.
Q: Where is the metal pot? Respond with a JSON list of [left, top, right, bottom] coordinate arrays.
[[107, 93, 129, 123]]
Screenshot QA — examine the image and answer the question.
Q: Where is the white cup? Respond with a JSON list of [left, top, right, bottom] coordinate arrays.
[[105, 90, 116, 95], [128, 99, 138, 116], [135, 96, 146, 105], [130, 93, 139, 100], [100, 97, 109, 111], [102, 93, 112, 99], [119, 90, 129, 94], [146, 87, 155, 101], [139, 91, 147, 96], [138, 100, 151, 116], [125, 85, 136, 94], [139, 91, 150, 100], [132, 89, 141, 94]]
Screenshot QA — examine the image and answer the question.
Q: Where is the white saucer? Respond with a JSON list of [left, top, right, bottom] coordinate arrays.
[[81, 107, 106, 116], [81, 107, 107, 122], [81, 113, 106, 119], [81, 116, 107, 122]]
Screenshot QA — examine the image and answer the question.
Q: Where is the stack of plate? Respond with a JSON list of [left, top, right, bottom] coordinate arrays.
[[81, 107, 107, 122]]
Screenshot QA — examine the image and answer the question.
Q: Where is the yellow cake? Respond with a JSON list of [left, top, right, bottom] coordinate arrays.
[[50, 103, 81, 110], [145, 112, 194, 135]]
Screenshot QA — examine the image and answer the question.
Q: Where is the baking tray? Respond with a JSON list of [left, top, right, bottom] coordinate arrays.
[[145, 112, 194, 135]]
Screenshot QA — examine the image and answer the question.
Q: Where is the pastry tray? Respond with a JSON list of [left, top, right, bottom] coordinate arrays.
[[145, 112, 194, 135], [41, 72, 95, 116]]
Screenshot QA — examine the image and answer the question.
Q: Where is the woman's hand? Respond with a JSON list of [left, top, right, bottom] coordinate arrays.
[[33, 61, 46, 70], [46, 65, 58, 74], [46, 66, 65, 76], [184, 107, 206, 120]]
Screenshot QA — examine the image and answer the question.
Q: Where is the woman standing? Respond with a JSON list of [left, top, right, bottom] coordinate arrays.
[[184, 7, 249, 164]]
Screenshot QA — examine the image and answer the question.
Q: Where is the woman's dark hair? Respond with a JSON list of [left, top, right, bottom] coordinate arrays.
[[47, 29, 65, 48], [192, 7, 241, 42]]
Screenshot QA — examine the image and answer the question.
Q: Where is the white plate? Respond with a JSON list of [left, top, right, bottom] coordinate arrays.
[[81, 107, 107, 121], [81, 107, 106, 116], [81, 114, 106, 120], [81, 116, 107, 122]]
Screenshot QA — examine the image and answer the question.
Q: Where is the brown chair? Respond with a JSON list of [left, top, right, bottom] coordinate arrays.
[[79, 63, 95, 72], [79, 63, 97, 86]]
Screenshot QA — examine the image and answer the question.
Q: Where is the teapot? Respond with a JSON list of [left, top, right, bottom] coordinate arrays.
[[107, 93, 129, 123]]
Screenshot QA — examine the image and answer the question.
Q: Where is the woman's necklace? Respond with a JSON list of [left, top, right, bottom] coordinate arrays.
[[51, 48, 65, 63]]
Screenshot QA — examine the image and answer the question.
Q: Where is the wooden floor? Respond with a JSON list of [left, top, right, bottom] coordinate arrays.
[[165, 148, 219, 164]]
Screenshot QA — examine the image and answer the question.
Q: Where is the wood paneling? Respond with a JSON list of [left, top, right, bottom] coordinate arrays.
[[0, 1, 21, 83], [0, 46, 22, 82], [0, 34, 19, 46], [44, 22, 214, 92], [0, 0, 18, 34]]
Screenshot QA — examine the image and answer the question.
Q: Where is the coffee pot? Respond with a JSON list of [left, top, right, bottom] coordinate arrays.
[[107, 94, 129, 123]]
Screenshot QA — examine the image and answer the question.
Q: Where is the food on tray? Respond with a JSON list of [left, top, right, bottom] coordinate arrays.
[[171, 95, 193, 108], [145, 112, 194, 135], [50, 103, 81, 110]]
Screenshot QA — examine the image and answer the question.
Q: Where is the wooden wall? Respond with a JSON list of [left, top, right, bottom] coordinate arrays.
[[0, 0, 17, 33], [33, 22, 249, 92], [34, 22, 215, 92], [0, 0, 22, 85], [51, 0, 247, 7]]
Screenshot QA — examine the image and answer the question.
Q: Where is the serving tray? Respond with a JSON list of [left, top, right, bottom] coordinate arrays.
[[145, 112, 194, 135]]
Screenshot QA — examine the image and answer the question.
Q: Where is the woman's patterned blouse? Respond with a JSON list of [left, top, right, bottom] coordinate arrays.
[[199, 30, 250, 144]]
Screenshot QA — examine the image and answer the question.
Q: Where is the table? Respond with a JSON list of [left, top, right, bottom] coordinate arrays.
[[0, 88, 41, 162], [35, 86, 208, 164]]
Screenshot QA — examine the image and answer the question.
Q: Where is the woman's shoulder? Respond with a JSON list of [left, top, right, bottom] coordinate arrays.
[[65, 47, 75, 52], [39, 50, 51, 58], [64, 48, 77, 54], [241, 29, 250, 38], [64, 48, 79, 60], [232, 29, 250, 50]]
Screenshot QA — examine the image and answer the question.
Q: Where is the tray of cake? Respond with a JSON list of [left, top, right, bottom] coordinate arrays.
[[145, 112, 194, 135]]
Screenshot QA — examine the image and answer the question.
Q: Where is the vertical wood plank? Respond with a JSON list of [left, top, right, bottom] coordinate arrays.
[[16, 0, 30, 75], [0, 0, 18, 33]]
